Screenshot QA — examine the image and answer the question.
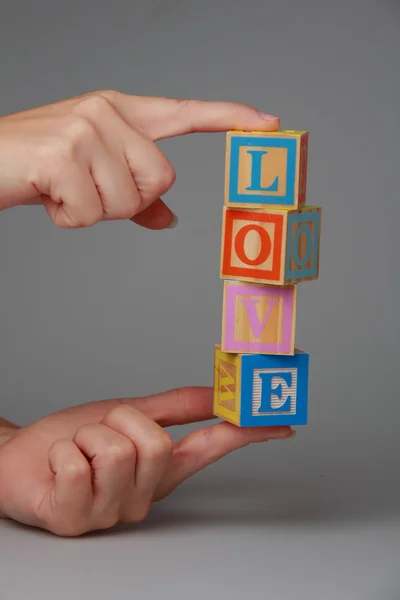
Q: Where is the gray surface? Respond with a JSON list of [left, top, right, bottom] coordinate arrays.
[[1, 0, 399, 598]]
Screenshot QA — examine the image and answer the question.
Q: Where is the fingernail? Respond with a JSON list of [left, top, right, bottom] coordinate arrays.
[[276, 429, 296, 439], [168, 211, 179, 229], [259, 112, 279, 121], [270, 428, 295, 440]]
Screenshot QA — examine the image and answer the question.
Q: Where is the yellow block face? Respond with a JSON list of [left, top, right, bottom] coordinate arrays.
[[230, 130, 308, 137], [213, 346, 241, 425]]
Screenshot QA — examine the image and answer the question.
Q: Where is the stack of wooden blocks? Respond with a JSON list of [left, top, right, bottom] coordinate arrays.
[[213, 129, 321, 428]]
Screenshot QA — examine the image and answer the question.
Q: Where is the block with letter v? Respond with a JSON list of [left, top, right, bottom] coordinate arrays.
[[221, 280, 296, 355]]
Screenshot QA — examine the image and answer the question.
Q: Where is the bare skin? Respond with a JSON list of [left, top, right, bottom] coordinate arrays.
[[0, 90, 290, 537]]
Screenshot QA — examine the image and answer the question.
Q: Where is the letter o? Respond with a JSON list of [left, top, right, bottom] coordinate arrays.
[[292, 224, 313, 267], [234, 224, 272, 266]]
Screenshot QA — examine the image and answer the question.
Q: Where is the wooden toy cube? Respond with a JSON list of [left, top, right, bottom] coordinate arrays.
[[225, 130, 308, 210], [213, 345, 309, 427], [221, 280, 297, 355], [220, 205, 321, 285]]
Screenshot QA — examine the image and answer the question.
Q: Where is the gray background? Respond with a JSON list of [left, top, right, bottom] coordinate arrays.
[[0, 0, 399, 598]]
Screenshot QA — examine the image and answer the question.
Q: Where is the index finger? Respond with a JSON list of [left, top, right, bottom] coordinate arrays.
[[120, 386, 215, 427], [98, 91, 280, 141]]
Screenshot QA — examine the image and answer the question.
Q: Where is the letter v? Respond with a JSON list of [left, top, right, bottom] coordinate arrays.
[[239, 297, 278, 339]]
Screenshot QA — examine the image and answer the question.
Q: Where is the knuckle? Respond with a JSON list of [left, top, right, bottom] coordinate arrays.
[[62, 205, 102, 229], [123, 503, 151, 524], [230, 100, 249, 111], [175, 387, 189, 417], [144, 431, 174, 460], [73, 423, 94, 440], [105, 439, 135, 463], [152, 160, 176, 196], [103, 402, 131, 424], [96, 512, 119, 531], [173, 98, 195, 133], [118, 190, 142, 219], [45, 118, 98, 172], [63, 459, 90, 482], [50, 520, 89, 538], [110, 402, 146, 423], [94, 89, 119, 103], [135, 504, 151, 522], [74, 92, 114, 119], [61, 117, 99, 155], [163, 161, 177, 189], [174, 97, 192, 115]]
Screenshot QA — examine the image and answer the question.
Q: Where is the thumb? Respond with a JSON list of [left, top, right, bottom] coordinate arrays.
[[99, 91, 280, 141]]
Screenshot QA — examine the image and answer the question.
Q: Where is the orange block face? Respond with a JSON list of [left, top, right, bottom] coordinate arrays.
[[220, 206, 321, 285], [220, 207, 286, 285]]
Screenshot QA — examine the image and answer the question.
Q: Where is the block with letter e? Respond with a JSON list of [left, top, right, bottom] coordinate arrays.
[[220, 205, 321, 285], [225, 130, 308, 210], [213, 345, 309, 427]]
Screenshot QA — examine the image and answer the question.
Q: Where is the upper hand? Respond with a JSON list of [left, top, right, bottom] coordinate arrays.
[[0, 387, 292, 536], [0, 91, 279, 229]]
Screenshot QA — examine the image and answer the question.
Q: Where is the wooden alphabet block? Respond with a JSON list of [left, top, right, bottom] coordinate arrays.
[[220, 205, 321, 285], [225, 130, 308, 210], [221, 281, 296, 355], [213, 345, 309, 427]]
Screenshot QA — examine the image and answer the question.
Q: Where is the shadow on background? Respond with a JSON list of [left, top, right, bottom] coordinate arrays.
[[132, 471, 400, 533], [2, 465, 399, 541]]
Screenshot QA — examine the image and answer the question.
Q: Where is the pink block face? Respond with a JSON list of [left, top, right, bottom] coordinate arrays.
[[221, 281, 296, 355]]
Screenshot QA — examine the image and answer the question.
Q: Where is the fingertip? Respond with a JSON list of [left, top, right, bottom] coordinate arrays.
[[230, 107, 280, 133], [252, 111, 280, 131], [167, 210, 179, 229], [258, 112, 280, 121], [243, 425, 294, 442], [270, 426, 295, 439]]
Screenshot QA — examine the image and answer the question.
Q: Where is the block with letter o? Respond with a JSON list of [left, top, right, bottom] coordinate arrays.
[[285, 208, 321, 282], [220, 206, 321, 285]]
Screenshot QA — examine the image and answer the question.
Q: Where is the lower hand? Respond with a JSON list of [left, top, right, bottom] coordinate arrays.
[[0, 387, 293, 536]]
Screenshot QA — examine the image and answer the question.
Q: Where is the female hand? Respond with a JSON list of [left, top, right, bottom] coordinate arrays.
[[0, 90, 279, 229], [0, 387, 293, 536]]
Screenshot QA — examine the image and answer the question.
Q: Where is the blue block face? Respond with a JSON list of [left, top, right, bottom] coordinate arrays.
[[285, 208, 321, 282], [227, 134, 298, 208], [239, 351, 309, 426]]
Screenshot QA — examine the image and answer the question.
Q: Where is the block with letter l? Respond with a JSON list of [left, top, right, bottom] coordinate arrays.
[[213, 345, 309, 427], [225, 130, 308, 210]]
